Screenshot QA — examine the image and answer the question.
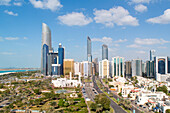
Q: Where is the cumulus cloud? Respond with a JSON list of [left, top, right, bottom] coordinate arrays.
[[92, 37, 127, 47], [134, 4, 147, 13], [134, 38, 170, 45], [13, 2, 22, 6], [115, 39, 127, 43], [130, 0, 150, 4], [127, 44, 141, 48], [4, 10, 18, 16], [136, 50, 146, 54], [5, 37, 19, 40], [146, 9, 170, 24], [93, 6, 139, 27], [29, 0, 63, 11], [58, 12, 92, 26], [92, 37, 113, 44], [0, 0, 11, 6]]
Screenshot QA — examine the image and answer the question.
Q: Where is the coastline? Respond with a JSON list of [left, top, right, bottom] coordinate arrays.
[[0, 72, 15, 76]]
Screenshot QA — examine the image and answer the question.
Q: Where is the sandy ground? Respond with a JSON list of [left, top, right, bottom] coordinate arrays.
[[0, 72, 15, 76]]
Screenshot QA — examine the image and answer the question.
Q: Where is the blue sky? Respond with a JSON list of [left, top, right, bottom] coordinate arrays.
[[0, 0, 170, 68]]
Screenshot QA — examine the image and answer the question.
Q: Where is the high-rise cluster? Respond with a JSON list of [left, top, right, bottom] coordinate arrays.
[[41, 23, 64, 76]]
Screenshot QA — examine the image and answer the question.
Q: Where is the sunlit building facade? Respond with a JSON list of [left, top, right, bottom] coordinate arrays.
[[111, 57, 124, 77], [41, 23, 52, 75], [87, 36, 92, 62], [102, 44, 108, 60], [64, 59, 74, 76]]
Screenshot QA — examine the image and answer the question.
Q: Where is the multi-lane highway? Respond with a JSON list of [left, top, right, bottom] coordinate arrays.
[[92, 75, 127, 113], [97, 77, 145, 113]]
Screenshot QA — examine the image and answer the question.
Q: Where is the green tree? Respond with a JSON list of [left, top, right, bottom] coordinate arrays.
[[33, 89, 41, 95], [90, 103, 97, 111], [50, 101, 57, 107], [157, 85, 168, 94], [166, 109, 170, 113], [58, 99, 64, 107]]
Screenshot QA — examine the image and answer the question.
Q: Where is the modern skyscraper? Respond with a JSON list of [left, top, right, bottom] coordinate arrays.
[[102, 44, 108, 60], [111, 57, 124, 77], [87, 36, 92, 62], [58, 43, 64, 75], [41, 23, 52, 75], [146, 60, 154, 78], [93, 58, 99, 73], [125, 61, 132, 78], [150, 50, 156, 61], [132, 59, 142, 76]]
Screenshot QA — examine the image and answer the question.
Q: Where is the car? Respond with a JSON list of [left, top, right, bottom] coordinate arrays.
[[139, 105, 143, 107], [143, 106, 146, 109]]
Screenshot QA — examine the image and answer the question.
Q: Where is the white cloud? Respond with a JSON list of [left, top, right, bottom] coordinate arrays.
[[4, 10, 18, 16], [93, 6, 139, 27], [13, 2, 22, 6], [58, 12, 92, 26], [134, 4, 147, 13], [92, 37, 113, 44], [146, 9, 170, 24], [158, 46, 167, 49], [127, 44, 141, 48], [134, 38, 170, 45], [0, 52, 15, 55], [115, 39, 127, 43], [5, 37, 19, 40], [0, 0, 11, 6], [131, 0, 150, 4], [29, 0, 63, 11], [136, 50, 146, 54]]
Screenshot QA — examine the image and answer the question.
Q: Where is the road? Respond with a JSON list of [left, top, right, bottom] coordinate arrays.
[[92, 75, 127, 113], [98, 78, 144, 113]]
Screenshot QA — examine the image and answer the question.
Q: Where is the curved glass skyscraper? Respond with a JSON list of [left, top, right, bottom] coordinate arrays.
[[87, 36, 92, 62], [102, 44, 108, 60], [41, 23, 52, 75]]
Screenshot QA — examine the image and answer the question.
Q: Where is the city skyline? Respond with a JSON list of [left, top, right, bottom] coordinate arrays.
[[0, 0, 170, 68]]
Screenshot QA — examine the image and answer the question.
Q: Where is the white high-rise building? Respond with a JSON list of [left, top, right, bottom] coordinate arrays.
[[111, 57, 124, 77], [74, 62, 80, 75], [99, 59, 110, 78], [132, 59, 142, 77]]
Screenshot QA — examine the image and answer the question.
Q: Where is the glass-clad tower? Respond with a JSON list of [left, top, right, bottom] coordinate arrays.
[[102, 44, 108, 60], [87, 36, 92, 62], [150, 50, 156, 61], [41, 23, 52, 75], [58, 43, 64, 75]]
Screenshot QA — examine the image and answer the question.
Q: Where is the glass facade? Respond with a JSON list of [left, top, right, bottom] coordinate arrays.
[[168, 57, 170, 73], [58, 44, 64, 75], [52, 64, 61, 75], [120, 58, 123, 75], [87, 37, 92, 62], [42, 44, 49, 75], [136, 60, 142, 76], [102, 44, 108, 60], [114, 58, 116, 76], [158, 58, 165, 74], [41, 23, 52, 75]]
